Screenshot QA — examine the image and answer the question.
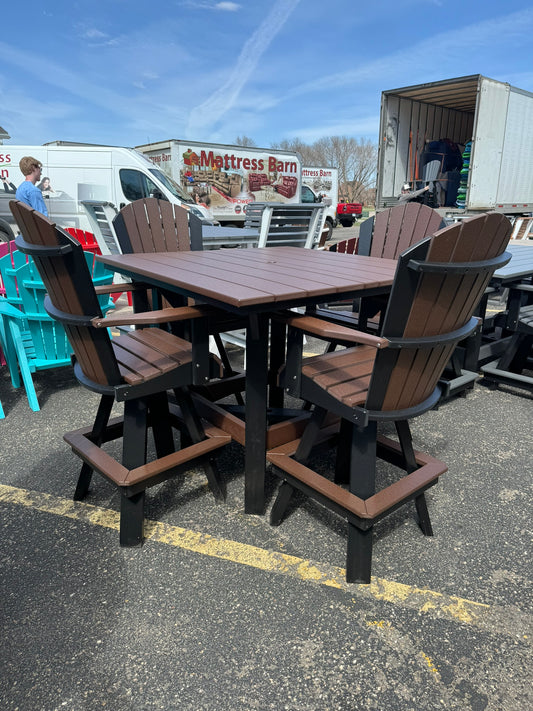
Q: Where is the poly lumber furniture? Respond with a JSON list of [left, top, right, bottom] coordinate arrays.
[[64, 227, 101, 254], [318, 202, 445, 331], [244, 202, 326, 249], [0, 247, 114, 412], [266, 213, 511, 583], [357, 202, 445, 259], [481, 249, 533, 393], [97, 245, 398, 514], [221, 202, 327, 352], [11, 200, 231, 545], [482, 301, 533, 392], [113, 197, 204, 255], [0, 274, 72, 412], [112, 198, 246, 402], [473, 243, 533, 366]]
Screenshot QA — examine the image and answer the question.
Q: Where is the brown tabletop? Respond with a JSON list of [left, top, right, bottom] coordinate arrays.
[[492, 243, 533, 284], [99, 246, 397, 312], [98, 247, 397, 512]]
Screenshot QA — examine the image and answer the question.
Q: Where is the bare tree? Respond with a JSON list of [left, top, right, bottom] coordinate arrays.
[[312, 137, 377, 202], [270, 138, 320, 165], [234, 135, 257, 147], [272, 136, 377, 203]]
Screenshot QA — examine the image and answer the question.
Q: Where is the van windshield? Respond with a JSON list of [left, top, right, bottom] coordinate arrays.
[[149, 168, 194, 204]]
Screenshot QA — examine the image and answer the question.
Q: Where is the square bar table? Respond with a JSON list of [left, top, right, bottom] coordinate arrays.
[[98, 246, 397, 513], [489, 243, 533, 329], [466, 242, 533, 369]]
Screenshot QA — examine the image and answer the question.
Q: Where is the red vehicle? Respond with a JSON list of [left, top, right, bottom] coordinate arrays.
[[337, 201, 363, 227]]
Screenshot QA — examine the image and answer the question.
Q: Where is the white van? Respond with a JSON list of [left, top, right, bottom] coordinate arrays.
[[0, 143, 212, 241]]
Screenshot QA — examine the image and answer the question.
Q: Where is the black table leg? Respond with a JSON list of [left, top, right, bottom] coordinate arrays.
[[269, 318, 286, 409], [244, 313, 269, 514]]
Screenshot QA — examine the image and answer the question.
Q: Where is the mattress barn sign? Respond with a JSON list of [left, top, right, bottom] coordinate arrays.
[[136, 139, 304, 224]]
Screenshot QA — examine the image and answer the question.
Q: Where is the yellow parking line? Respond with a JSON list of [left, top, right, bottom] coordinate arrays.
[[0, 483, 503, 630]]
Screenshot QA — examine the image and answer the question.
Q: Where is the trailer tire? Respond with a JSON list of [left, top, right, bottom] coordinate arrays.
[[0, 219, 16, 242]]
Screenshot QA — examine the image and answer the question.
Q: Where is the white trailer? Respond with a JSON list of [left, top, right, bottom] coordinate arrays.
[[375, 75, 533, 220], [136, 139, 327, 228], [0, 143, 211, 241]]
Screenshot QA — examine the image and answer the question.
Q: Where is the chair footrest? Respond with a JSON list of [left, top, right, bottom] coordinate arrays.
[[481, 360, 533, 391], [64, 417, 230, 490], [267, 434, 447, 528], [191, 393, 312, 449]]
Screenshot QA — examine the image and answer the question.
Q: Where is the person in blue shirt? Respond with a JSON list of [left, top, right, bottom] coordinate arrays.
[[15, 156, 48, 216]]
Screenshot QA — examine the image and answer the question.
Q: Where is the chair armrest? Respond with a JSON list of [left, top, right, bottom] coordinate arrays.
[[91, 305, 209, 328], [0, 301, 26, 320], [277, 312, 389, 349], [94, 282, 149, 295]]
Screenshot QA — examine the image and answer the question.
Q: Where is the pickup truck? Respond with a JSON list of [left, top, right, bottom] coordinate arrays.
[[337, 201, 363, 227]]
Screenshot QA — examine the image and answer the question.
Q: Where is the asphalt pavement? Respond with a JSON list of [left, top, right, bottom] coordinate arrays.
[[0, 251, 532, 710]]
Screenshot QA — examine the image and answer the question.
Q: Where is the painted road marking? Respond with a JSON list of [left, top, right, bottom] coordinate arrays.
[[0, 483, 527, 636]]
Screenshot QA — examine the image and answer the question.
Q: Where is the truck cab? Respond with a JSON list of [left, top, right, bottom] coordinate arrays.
[[336, 201, 363, 227]]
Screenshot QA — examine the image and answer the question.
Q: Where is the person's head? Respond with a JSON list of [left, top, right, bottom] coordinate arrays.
[[401, 183, 410, 193], [19, 156, 43, 182], [38, 177, 51, 191]]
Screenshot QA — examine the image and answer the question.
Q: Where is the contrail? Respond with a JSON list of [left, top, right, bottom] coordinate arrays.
[[186, 0, 302, 136]]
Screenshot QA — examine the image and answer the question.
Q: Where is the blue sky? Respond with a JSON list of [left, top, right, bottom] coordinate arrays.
[[1, 1, 532, 149]]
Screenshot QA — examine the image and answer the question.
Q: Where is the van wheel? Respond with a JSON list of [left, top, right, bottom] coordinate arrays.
[[323, 221, 333, 241], [0, 221, 15, 242]]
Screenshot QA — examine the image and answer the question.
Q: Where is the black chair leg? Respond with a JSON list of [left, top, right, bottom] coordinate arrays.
[[176, 388, 225, 501], [74, 394, 114, 501], [500, 333, 532, 373], [120, 491, 145, 546], [270, 481, 295, 525], [294, 406, 328, 461], [119, 399, 149, 546], [270, 407, 328, 525], [347, 523, 372, 584], [74, 463, 94, 502], [213, 332, 245, 406], [395, 420, 434, 536], [347, 421, 377, 584], [415, 494, 434, 536], [335, 419, 352, 485], [147, 392, 175, 459]]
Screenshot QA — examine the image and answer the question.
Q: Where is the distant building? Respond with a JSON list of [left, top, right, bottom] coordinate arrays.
[[0, 126, 10, 144]]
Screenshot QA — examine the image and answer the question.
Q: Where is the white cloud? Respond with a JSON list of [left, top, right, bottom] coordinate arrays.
[[179, 1, 240, 10], [82, 28, 108, 39], [215, 2, 240, 10]]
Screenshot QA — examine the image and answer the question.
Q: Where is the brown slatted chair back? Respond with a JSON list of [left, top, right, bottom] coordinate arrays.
[[359, 202, 445, 259], [10, 200, 121, 387], [366, 212, 512, 412], [113, 198, 202, 254]]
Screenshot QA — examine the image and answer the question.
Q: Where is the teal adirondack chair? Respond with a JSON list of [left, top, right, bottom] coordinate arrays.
[[0, 298, 65, 411], [0, 249, 28, 306], [0, 251, 114, 412]]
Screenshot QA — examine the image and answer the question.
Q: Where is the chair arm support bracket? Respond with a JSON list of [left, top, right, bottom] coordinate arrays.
[[275, 311, 389, 348]]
